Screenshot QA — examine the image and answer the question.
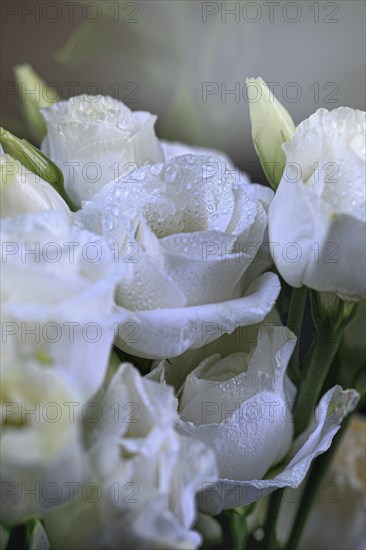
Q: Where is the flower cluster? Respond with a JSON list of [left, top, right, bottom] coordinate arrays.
[[0, 75, 364, 549]]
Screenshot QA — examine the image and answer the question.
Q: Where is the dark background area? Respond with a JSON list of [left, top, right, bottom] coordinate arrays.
[[1, 0, 365, 183]]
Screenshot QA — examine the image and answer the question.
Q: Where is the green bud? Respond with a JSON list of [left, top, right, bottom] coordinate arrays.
[[195, 513, 222, 545], [13, 63, 61, 143], [310, 291, 358, 334], [246, 77, 296, 189], [0, 128, 77, 211]]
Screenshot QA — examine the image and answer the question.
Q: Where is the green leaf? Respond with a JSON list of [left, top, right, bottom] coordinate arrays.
[[54, 22, 110, 65], [0, 525, 10, 550], [26, 519, 50, 550]]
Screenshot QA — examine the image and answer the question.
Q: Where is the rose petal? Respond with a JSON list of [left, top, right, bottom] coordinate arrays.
[[197, 386, 359, 513], [114, 272, 281, 358]]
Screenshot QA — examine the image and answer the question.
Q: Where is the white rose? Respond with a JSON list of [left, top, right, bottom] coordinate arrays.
[[269, 107, 366, 302], [0, 360, 85, 525], [149, 323, 359, 513], [43, 363, 217, 550], [1, 210, 121, 401], [0, 154, 71, 218], [161, 140, 275, 215], [41, 95, 164, 206], [161, 140, 237, 169], [276, 414, 366, 550], [78, 154, 280, 358], [300, 414, 366, 550]]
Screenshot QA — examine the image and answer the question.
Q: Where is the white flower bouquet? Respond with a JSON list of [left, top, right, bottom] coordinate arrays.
[[0, 67, 365, 550]]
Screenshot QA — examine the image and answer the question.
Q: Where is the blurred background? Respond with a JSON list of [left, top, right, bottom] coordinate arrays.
[[1, 0, 365, 182]]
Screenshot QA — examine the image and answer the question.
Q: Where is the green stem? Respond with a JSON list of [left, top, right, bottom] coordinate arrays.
[[261, 490, 284, 550], [286, 286, 308, 385], [293, 324, 343, 437], [294, 291, 358, 438], [272, 293, 357, 550], [230, 512, 249, 550], [285, 415, 351, 550]]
